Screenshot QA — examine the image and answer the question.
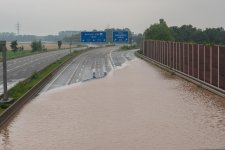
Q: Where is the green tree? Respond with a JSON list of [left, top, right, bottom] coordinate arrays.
[[204, 27, 225, 44], [144, 19, 225, 45], [10, 40, 18, 52], [144, 19, 174, 41], [57, 40, 62, 49], [31, 40, 43, 52]]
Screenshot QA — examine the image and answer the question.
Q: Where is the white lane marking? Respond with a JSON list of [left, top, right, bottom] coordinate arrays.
[[6, 49, 73, 73], [42, 57, 79, 92], [102, 58, 107, 75], [109, 51, 115, 69], [7, 53, 60, 72], [66, 55, 87, 85], [0, 50, 73, 74]]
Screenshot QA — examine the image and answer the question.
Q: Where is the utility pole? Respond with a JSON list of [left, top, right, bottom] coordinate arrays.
[[70, 39, 72, 55], [16, 22, 20, 36], [0, 41, 8, 101]]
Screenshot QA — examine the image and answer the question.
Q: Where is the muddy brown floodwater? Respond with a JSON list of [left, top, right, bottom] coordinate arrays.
[[1, 58, 225, 150]]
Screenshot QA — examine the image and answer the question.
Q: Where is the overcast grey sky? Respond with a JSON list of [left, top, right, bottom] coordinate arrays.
[[0, 0, 225, 35]]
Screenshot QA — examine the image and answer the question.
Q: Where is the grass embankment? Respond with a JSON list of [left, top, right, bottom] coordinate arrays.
[[0, 49, 88, 113], [119, 45, 138, 51]]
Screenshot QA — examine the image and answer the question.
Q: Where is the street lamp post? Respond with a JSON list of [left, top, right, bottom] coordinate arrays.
[[69, 39, 73, 55], [0, 41, 8, 101]]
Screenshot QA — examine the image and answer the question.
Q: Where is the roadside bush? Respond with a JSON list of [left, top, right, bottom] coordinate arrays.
[[120, 45, 137, 50], [10, 40, 18, 52], [31, 40, 43, 52], [0, 104, 10, 109], [31, 72, 39, 79]]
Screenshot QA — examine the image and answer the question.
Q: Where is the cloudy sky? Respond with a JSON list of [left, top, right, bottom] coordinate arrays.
[[0, 0, 225, 35]]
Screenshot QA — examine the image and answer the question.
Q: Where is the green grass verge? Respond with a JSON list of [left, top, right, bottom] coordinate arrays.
[[0, 49, 88, 114], [119, 45, 138, 51]]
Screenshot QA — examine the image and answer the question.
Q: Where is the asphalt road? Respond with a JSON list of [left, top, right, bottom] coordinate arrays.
[[41, 47, 136, 92], [0, 47, 86, 94]]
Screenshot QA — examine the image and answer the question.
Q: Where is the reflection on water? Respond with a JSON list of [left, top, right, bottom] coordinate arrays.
[[0, 58, 225, 150], [0, 128, 11, 150]]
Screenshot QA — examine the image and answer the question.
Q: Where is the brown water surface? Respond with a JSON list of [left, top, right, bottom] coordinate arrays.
[[1, 59, 225, 150]]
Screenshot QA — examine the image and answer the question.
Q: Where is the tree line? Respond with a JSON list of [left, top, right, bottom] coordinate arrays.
[[144, 19, 225, 45], [0, 40, 63, 53]]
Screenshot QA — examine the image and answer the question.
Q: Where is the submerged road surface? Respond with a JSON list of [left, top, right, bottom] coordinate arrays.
[[0, 51, 225, 150], [41, 47, 136, 92]]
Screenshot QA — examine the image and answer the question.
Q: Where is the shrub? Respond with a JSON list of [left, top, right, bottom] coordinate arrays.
[[31, 40, 43, 52]]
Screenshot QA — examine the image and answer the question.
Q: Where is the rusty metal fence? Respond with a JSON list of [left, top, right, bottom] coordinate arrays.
[[140, 40, 225, 91]]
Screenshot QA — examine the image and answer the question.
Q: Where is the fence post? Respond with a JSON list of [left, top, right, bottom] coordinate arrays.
[[156, 40, 157, 60], [192, 44, 194, 76], [204, 45, 206, 82], [159, 41, 160, 62], [149, 40, 151, 58], [168, 42, 170, 66], [172, 42, 174, 68], [152, 40, 154, 59], [179, 42, 181, 70], [198, 44, 200, 79], [183, 43, 185, 72], [210, 46, 212, 84], [170, 42, 172, 67], [167, 42, 168, 66], [218, 46, 220, 88], [162, 41, 163, 63], [159, 41, 161, 62], [143, 40, 145, 56], [156, 41, 157, 61], [154, 40, 156, 60], [160, 41, 161, 63], [188, 44, 190, 75], [175, 42, 177, 69], [147, 40, 150, 58], [151, 40, 153, 58], [162, 41, 164, 64], [0, 41, 8, 101], [146, 40, 148, 57], [163, 41, 165, 64]]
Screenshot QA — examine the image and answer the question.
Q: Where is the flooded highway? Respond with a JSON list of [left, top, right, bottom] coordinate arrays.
[[0, 56, 225, 150]]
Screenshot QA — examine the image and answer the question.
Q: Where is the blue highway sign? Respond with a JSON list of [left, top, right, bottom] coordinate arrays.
[[113, 31, 129, 43], [81, 32, 106, 42]]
